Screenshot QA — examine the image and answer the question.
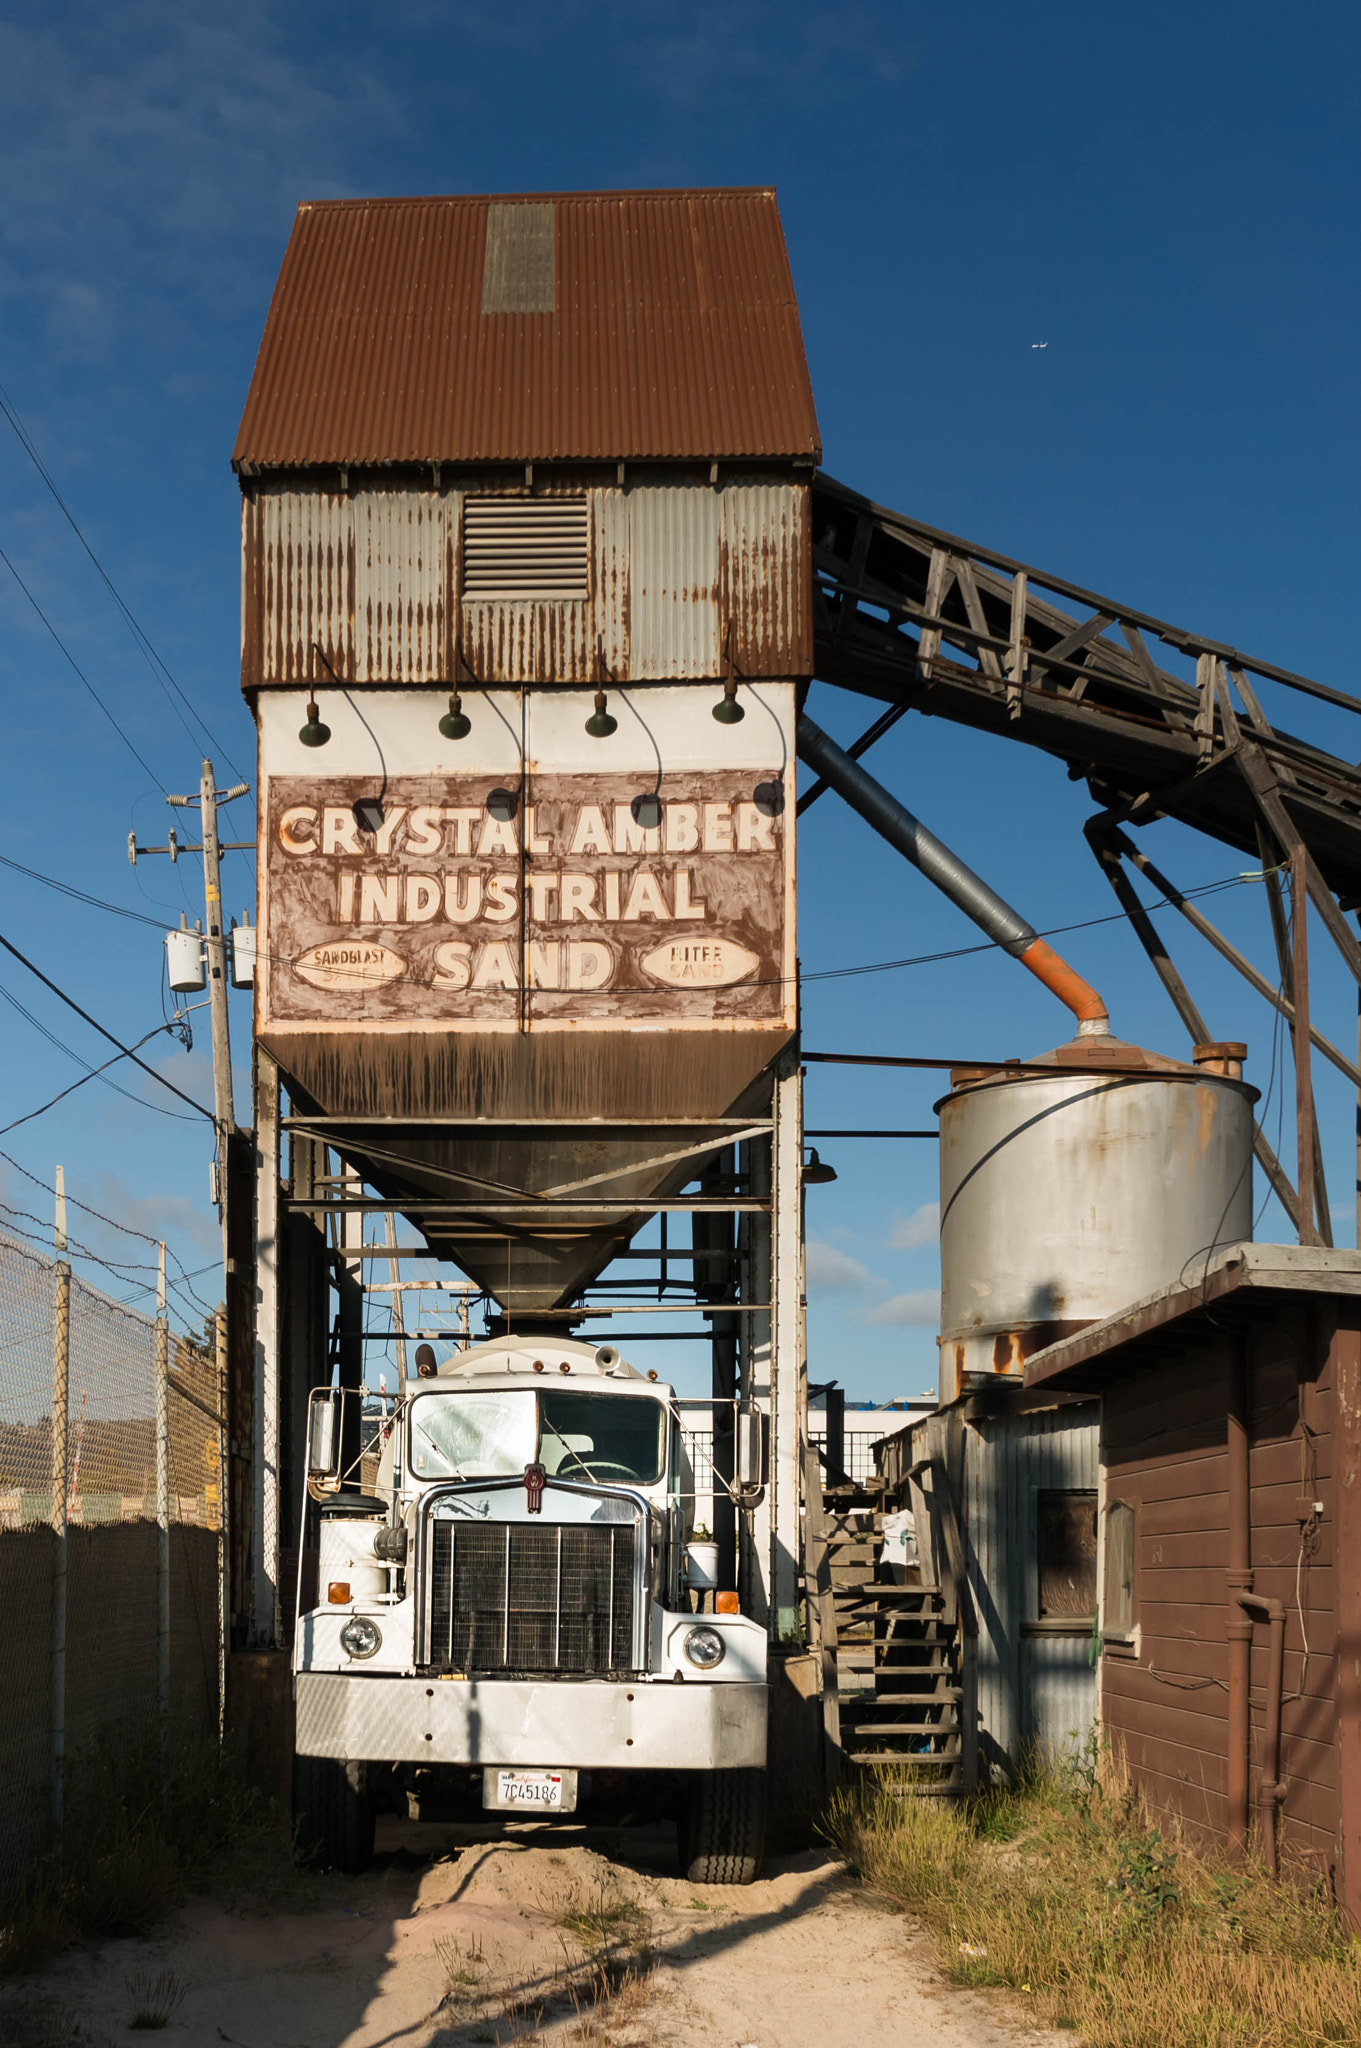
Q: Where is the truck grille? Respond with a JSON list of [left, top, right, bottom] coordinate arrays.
[[427, 1520, 637, 1675]]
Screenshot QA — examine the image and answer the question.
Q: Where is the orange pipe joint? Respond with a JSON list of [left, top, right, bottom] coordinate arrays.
[[1018, 938, 1110, 1036]]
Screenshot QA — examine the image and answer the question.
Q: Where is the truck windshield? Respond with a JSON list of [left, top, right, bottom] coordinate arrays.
[[409, 1390, 536, 1479], [538, 1391, 665, 1485], [407, 1388, 666, 1485]]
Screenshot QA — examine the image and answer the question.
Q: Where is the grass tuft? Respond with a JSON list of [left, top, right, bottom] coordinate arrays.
[[0, 1734, 295, 1978], [825, 1740, 1361, 2048], [124, 1968, 187, 2030]]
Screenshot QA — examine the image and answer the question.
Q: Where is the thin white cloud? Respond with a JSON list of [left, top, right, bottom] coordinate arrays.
[[888, 1201, 939, 1251], [805, 1239, 874, 1294], [862, 1289, 940, 1328]]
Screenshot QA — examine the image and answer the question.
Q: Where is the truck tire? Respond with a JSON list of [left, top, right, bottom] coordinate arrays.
[[293, 1754, 375, 1875], [679, 1768, 767, 1885]]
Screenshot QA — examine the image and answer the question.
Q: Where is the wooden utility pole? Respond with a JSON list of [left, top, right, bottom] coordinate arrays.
[[51, 1167, 69, 1843], [165, 760, 247, 1147], [155, 1243, 170, 1756]]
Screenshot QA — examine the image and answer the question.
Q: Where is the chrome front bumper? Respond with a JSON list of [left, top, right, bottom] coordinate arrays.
[[295, 1672, 768, 1771]]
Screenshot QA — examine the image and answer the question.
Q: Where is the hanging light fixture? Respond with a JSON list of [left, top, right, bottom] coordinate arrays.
[[585, 688, 617, 739], [802, 1148, 838, 1185], [630, 791, 663, 831], [298, 698, 331, 746], [439, 691, 471, 740], [712, 674, 744, 725]]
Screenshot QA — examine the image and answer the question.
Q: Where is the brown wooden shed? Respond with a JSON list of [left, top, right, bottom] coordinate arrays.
[[1024, 1242, 1361, 1927]]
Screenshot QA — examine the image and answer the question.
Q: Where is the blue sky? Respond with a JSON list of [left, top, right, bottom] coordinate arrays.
[[0, 0, 1358, 1400]]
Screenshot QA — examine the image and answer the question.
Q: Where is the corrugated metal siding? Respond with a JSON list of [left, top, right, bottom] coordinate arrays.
[[256, 487, 353, 684], [249, 487, 455, 684], [355, 494, 450, 681], [460, 597, 596, 685], [721, 484, 812, 677], [243, 481, 809, 687], [965, 1401, 1100, 1771], [629, 489, 720, 679], [233, 190, 821, 468], [594, 487, 629, 680]]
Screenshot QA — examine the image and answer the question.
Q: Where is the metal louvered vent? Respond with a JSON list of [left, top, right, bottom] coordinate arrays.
[[463, 497, 590, 600]]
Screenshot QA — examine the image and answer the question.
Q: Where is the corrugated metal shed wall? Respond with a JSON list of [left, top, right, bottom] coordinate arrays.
[[965, 1401, 1100, 1772], [243, 481, 809, 686], [233, 190, 821, 469]]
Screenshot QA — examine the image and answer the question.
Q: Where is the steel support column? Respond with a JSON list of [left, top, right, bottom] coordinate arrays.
[[770, 1053, 804, 1641], [252, 1044, 281, 1647]]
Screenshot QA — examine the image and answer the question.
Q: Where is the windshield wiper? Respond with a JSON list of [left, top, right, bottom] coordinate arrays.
[[539, 1425, 598, 1484]]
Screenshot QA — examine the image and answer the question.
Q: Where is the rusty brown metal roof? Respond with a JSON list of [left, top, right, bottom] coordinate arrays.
[[233, 189, 821, 470]]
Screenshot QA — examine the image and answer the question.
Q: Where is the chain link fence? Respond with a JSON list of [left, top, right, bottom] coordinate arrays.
[[0, 1230, 223, 1903]]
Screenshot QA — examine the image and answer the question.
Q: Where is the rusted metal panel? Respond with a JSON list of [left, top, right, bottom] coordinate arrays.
[[244, 480, 813, 689], [354, 493, 451, 682], [233, 190, 821, 469], [629, 489, 720, 679], [721, 483, 812, 677], [251, 485, 354, 684], [594, 487, 629, 681], [249, 487, 457, 685]]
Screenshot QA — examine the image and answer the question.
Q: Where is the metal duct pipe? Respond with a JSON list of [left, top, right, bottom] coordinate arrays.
[[1226, 1340, 1253, 1858], [1238, 1589, 1288, 1877], [795, 714, 1110, 1036]]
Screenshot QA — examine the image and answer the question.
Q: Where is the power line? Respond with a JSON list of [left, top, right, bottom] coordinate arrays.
[[0, 1147, 216, 1302], [0, 850, 165, 929], [0, 1008, 191, 1134], [0, 381, 249, 783], [798, 871, 1258, 986], [0, 928, 214, 1121], [0, 1203, 212, 1326], [0, 539, 166, 791]]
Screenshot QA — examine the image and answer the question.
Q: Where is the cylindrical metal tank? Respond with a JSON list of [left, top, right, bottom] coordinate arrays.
[[936, 1037, 1256, 1401]]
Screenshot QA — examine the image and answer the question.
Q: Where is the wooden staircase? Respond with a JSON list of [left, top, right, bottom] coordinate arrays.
[[805, 1431, 978, 1793]]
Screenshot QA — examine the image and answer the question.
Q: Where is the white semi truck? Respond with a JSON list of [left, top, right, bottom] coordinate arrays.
[[293, 1332, 769, 1881]]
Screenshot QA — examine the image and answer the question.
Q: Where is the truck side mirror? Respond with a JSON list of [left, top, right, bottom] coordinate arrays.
[[736, 1405, 765, 1489], [307, 1389, 342, 1481]]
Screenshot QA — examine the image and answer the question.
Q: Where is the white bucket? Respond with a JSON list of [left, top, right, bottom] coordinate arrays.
[[685, 1539, 720, 1590]]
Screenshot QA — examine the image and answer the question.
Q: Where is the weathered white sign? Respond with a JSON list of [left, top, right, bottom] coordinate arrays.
[[261, 769, 792, 1028]]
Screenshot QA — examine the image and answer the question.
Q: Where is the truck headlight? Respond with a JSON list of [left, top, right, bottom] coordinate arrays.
[[340, 1615, 382, 1660], [683, 1625, 726, 1671]]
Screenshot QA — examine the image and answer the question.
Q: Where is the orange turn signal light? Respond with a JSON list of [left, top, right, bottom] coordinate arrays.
[[715, 1591, 740, 1616], [327, 1581, 351, 1605]]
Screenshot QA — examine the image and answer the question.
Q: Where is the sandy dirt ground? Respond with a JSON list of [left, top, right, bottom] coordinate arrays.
[[0, 1816, 1063, 2048]]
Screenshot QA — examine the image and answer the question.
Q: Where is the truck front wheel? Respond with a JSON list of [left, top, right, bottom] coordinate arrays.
[[678, 1768, 767, 1885], [293, 1754, 375, 1875]]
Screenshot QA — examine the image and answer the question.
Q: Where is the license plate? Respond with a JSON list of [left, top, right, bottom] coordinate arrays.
[[483, 1767, 578, 1814]]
